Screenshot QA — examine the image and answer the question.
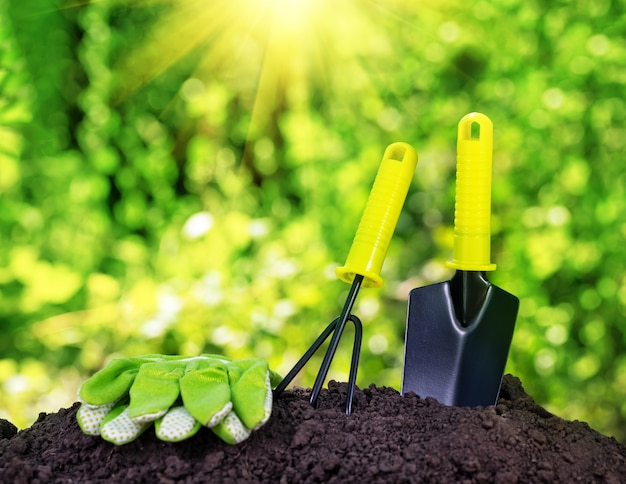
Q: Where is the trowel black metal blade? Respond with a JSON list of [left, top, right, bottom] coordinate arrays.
[[401, 276, 519, 407]]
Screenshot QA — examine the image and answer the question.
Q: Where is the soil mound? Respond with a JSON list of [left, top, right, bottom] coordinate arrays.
[[1, 375, 625, 483]]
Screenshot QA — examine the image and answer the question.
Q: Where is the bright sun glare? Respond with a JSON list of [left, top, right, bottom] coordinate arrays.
[[116, 0, 404, 105], [113, 0, 426, 158], [117, 0, 337, 93]]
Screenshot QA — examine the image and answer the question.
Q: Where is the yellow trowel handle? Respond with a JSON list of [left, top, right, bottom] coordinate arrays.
[[447, 112, 497, 272], [336, 142, 418, 288]]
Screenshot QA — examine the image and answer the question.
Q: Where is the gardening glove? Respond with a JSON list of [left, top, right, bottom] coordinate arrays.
[[76, 354, 173, 438], [76, 354, 282, 445]]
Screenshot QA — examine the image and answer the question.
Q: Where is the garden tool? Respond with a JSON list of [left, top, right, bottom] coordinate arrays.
[[401, 113, 519, 407], [275, 142, 418, 414], [77, 354, 281, 445]]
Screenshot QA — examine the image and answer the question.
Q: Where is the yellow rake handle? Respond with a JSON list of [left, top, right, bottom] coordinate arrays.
[[448, 112, 497, 272], [336, 142, 418, 288]]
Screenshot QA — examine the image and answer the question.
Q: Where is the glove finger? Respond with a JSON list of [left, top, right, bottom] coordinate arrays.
[[180, 362, 232, 427], [126, 361, 185, 422], [76, 400, 118, 436], [210, 411, 251, 445], [154, 406, 202, 442], [228, 360, 274, 430], [100, 402, 151, 445], [78, 357, 149, 406]]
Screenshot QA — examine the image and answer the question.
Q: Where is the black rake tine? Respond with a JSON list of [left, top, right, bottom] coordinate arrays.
[[273, 317, 339, 398], [309, 276, 363, 410], [345, 314, 362, 415], [273, 313, 363, 415]]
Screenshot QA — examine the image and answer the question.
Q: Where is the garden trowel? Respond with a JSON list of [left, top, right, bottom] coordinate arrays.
[[401, 112, 519, 407]]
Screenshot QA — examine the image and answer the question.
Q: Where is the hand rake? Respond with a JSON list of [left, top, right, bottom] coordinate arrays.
[[274, 142, 418, 414]]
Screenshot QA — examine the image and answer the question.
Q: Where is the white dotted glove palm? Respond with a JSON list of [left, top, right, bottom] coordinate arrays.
[[76, 354, 281, 445]]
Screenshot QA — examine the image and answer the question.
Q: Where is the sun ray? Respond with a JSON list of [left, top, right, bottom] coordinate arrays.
[[114, 2, 232, 101]]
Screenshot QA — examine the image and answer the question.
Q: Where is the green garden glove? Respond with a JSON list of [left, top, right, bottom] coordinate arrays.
[[76, 354, 282, 445]]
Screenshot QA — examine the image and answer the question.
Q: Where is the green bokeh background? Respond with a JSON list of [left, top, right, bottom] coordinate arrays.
[[1, 0, 625, 442]]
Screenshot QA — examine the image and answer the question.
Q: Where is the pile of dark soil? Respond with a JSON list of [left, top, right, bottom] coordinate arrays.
[[1, 375, 624, 483]]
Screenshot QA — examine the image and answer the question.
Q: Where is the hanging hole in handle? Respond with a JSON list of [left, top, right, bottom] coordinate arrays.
[[470, 121, 481, 140], [458, 113, 492, 143], [385, 143, 407, 162]]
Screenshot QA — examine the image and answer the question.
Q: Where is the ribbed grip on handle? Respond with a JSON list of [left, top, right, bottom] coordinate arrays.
[[447, 112, 497, 271], [336, 142, 418, 288]]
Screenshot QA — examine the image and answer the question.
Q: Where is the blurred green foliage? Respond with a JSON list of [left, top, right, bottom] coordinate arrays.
[[1, 0, 625, 442]]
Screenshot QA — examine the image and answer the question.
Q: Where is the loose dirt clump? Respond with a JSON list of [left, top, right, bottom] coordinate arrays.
[[1, 375, 625, 483]]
